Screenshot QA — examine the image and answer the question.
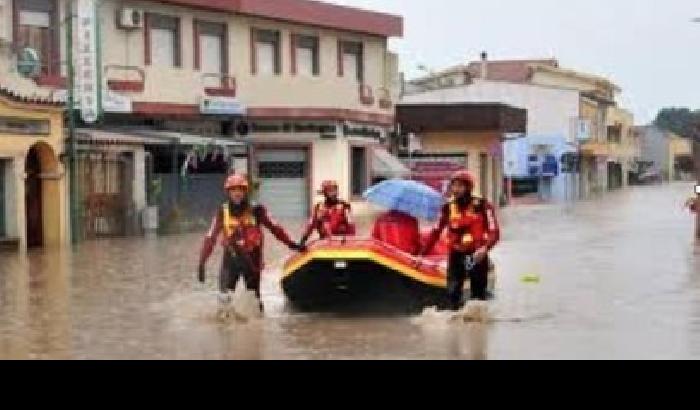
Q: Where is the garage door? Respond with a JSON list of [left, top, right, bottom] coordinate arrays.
[[257, 149, 309, 218]]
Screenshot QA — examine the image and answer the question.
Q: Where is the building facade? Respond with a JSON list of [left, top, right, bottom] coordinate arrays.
[[636, 125, 693, 182], [0, 87, 68, 251], [0, 0, 404, 227], [402, 78, 581, 203], [395, 103, 527, 206], [403, 56, 633, 200]]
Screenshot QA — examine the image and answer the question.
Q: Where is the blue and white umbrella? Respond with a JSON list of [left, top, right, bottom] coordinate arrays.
[[363, 179, 445, 221]]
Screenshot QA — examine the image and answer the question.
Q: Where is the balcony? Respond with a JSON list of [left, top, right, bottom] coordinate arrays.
[[359, 84, 375, 106], [105, 65, 145, 93], [378, 87, 392, 110], [202, 74, 236, 98]]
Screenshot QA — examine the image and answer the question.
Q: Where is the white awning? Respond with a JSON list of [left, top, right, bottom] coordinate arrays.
[[372, 147, 410, 179], [74, 128, 248, 147]]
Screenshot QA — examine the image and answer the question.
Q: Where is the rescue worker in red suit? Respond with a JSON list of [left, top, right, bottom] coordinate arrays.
[[299, 180, 354, 247], [372, 210, 421, 255], [421, 170, 500, 310], [197, 175, 305, 312]]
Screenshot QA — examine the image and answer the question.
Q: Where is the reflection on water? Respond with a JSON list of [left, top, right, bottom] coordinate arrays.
[[0, 183, 698, 359]]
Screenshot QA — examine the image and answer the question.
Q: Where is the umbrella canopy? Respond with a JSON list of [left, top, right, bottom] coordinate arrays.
[[363, 179, 445, 221]]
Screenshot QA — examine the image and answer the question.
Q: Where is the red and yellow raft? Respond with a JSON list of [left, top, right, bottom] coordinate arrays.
[[282, 238, 496, 313]]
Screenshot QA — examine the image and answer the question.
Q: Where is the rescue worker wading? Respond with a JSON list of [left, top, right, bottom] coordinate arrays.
[[197, 175, 305, 312], [422, 170, 500, 310], [299, 180, 354, 247]]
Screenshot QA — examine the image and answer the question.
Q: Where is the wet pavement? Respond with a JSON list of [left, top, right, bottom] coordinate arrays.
[[1, 183, 698, 360]]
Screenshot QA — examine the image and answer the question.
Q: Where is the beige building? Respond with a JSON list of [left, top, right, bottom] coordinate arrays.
[[396, 103, 528, 206], [0, 0, 404, 223], [526, 63, 624, 196], [606, 106, 638, 189], [668, 134, 693, 181], [0, 86, 68, 251]]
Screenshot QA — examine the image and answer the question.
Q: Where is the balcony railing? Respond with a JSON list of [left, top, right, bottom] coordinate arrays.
[[201, 73, 236, 98], [378, 87, 392, 110], [105, 65, 145, 93], [359, 84, 375, 106]]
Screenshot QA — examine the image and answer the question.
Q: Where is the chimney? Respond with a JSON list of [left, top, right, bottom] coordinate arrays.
[[480, 51, 488, 79]]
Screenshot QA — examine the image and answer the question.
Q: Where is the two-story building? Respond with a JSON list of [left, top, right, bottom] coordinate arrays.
[[1, 0, 404, 236], [403, 55, 630, 201]]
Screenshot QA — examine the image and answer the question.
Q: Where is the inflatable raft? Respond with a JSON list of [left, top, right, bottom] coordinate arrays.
[[282, 237, 496, 313]]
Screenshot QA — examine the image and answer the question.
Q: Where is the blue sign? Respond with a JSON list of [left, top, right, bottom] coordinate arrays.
[[200, 97, 246, 116], [542, 155, 559, 177]]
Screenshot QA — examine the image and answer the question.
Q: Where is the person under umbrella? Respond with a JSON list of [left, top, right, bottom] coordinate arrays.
[[363, 179, 445, 255]]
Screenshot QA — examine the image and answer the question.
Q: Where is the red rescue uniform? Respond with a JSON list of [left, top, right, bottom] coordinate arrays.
[[300, 200, 354, 243], [424, 197, 500, 254], [423, 196, 500, 305], [199, 202, 296, 294]]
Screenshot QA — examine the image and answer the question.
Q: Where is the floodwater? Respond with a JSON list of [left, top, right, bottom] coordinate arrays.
[[1, 183, 698, 360]]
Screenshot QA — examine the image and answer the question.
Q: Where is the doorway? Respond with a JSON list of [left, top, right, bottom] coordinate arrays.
[[26, 146, 43, 247]]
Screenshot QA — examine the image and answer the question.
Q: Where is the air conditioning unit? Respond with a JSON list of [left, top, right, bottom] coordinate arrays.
[[117, 8, 144, 30]]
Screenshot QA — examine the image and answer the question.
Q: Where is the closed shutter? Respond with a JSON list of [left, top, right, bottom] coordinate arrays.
[[257, 150, 309, 218]]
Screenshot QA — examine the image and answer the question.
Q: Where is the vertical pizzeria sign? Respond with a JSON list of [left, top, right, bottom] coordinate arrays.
[[77, 0, 99, 123]]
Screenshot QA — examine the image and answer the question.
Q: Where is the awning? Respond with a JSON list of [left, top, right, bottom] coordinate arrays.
[[372, 147, 410, 179], [73, 128, 249, 147]]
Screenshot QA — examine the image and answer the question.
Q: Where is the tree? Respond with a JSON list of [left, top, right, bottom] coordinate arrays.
[[654, 107, 698, 137]]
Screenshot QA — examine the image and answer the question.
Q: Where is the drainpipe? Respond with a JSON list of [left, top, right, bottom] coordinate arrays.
[[65, 0, 78, 245]]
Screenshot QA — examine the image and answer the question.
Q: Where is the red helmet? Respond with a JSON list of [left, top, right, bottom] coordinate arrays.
[[451, 170, 475, 187], [319, 180, 339, 194], [224, 174, 249, 191]]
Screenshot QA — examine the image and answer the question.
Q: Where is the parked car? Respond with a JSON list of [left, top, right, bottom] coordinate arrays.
[[637, 170, 663, 185]]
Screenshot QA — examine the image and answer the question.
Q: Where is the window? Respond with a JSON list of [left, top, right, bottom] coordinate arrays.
[[0, 116, 50, 134], [351, 146, 368, 196], [607, 125, 622, 144], [195, 21, 228, 76], [14, 0, 58, 76], [339, 41, 363, 82], [252, 29, 281, 75], [293, 34, 319, 76], [146, 14, 181, 67]]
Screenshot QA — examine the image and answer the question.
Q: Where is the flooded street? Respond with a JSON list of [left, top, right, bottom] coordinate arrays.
[[1, 183, 698, 360]]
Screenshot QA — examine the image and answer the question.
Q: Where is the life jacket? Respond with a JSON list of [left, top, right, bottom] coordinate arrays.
[[448, 197, 490, 252], [315, 201, 351, 235], [222, 203, 263, 253]]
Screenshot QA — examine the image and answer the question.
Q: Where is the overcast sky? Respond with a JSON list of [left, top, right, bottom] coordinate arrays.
[[329, 0, 700, 124]]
